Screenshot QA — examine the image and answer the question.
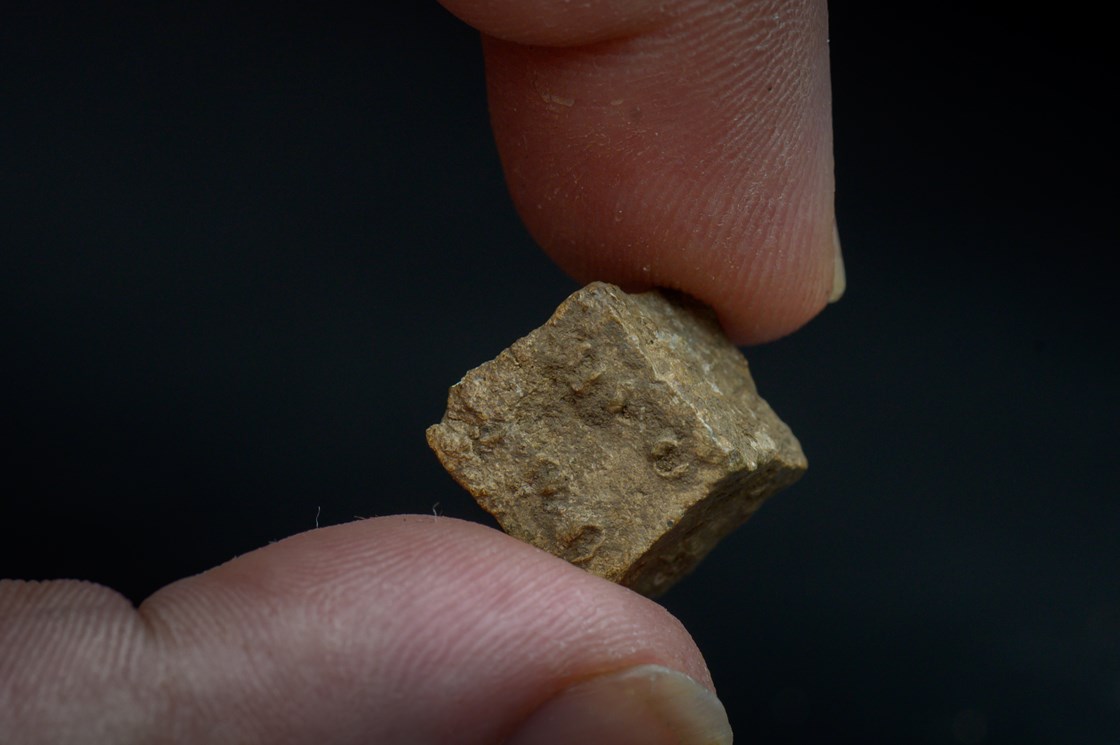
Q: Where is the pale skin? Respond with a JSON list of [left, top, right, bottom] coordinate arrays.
[[0, 1, 839, 742]]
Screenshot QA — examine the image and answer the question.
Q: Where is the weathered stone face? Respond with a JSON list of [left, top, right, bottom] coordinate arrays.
[[427, 282, 806, 597]]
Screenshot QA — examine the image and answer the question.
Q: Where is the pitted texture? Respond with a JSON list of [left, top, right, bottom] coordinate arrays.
[[427, 282, 806, 596]]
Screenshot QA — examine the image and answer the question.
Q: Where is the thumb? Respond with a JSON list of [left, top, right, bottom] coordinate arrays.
[[1, 517, 730, 744]]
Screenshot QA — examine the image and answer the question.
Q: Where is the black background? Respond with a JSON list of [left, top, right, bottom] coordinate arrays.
[[2, 4, 1117, 743]]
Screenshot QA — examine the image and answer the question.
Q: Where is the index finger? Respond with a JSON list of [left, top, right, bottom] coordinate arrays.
[[442, 0, 841, 343]]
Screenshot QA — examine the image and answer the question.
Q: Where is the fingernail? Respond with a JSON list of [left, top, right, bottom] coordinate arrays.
[[507, 665, 732, 745], [829, 220, 846, 303]]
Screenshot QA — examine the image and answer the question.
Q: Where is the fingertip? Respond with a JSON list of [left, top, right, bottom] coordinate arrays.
[[137, 516, 715, 742], [3, 525, 719, 743], [476, 0, 838, 344]]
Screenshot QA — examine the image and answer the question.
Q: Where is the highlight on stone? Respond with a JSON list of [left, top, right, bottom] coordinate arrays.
[[427, 282, 806, 597]]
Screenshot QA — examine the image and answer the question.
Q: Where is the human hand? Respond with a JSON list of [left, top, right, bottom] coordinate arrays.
[[0, 2, 839, 743]]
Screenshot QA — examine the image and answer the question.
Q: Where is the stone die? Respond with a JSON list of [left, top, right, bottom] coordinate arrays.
[[427, 282, 806, 597]]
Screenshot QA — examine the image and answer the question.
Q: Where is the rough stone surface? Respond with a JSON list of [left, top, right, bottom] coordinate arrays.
[[427, 282, 807, 596]]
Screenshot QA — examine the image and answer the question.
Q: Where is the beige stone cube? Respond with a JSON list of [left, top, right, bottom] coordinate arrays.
[[427, 282, 806, 596]]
